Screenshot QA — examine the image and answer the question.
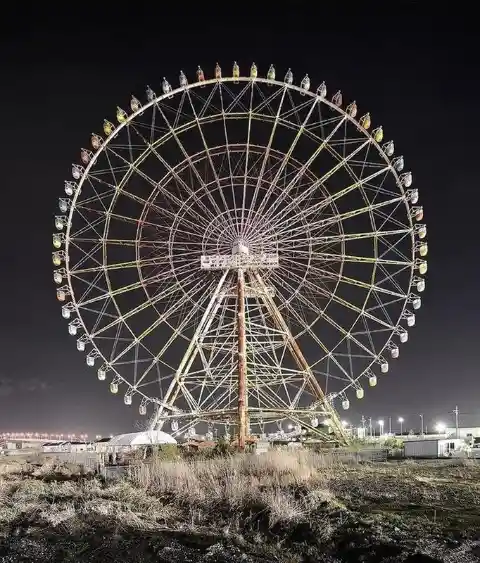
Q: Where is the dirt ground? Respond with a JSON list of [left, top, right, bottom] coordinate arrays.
[[1, 454, 480, 562]]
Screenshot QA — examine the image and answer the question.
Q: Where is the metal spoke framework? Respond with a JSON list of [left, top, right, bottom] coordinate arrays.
[[52, 64, 428, 445]]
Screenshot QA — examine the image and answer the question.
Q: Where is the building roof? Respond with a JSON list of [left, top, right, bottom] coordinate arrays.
[[107, 431, 177, 447]]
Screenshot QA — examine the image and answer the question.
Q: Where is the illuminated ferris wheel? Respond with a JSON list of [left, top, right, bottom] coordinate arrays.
[[52, 62, 427, 446]]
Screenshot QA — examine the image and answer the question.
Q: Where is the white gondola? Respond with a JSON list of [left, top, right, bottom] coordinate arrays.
[[110, 382, 118, 394], [146, 86, 156, 102], [398, 328, 409, 343], [392, 155, 404, 172], [179, 70, 188, 87], [124, 394, 132, 406], [139, 403, 147, 416], [77, 338, 86, 352], [383, 140, 394, 156], [401, 171, 413, 187], [86, 352, 97, 367], [369, 375, 377, 387], [414, 277, 426, 292], [332, 90, 342, 107], [284, 68, 293, 85], [356, 387, 364, 399], [317, 81, 327, 98], [342, 398, 350, 410], [97, 366, 107, 381], [416, 224, 427, 239], [64, 181, 77, 196], [412, 296, 422, 310], [162, 78, 173, 98], [59, 198, 71, 213], [390, 344, 399, 359], [346, 101, 357, 117], [380, 360, 389, 373], [267, 64, 275, 81], [404, 310, 416, 327], [232, 62, 240, 83], [61, 303, 74, 319], [68, 319, 80, 336], [130, 96, 141, 112], [72, 164, 83, 180], [53, 269, 64, 284], [409, 189, 419, 204], [55, 216, 66, 230], [300, 74, 310, 93]]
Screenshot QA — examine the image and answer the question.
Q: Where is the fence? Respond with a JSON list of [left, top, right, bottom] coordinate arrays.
[[328, 448, 388, 463]]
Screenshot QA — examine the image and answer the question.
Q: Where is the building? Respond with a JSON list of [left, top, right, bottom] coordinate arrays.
[[404, 438, 464, 459], [106, 431, 176, 453], [444, 427, 480, 440], [41, 441, 89, 454]]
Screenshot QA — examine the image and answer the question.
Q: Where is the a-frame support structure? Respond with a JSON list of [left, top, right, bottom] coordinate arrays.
[[150, 250, 349, 448]]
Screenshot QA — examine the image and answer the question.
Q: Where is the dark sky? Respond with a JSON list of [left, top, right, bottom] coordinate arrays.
[[0, 5, 478, 436]]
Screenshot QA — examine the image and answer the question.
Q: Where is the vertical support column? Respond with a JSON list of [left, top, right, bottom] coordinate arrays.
[[237, 268, 247, 451]]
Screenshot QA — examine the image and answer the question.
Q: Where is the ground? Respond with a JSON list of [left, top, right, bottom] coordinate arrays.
[[1, 451, 480, 562]]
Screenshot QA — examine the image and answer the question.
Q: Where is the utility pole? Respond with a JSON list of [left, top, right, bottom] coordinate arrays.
[[361, 415, 366, 439], [419, 413, 424, 436], [453, 405, 459, 439], [368, 417, 373, 438], [388, 417, 392, 435]]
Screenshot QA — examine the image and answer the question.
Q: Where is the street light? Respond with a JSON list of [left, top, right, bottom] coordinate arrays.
[[398, 417, 404, 435], [378, 419, 384, 436]]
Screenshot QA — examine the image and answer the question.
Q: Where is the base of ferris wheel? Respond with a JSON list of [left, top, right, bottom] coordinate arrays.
[[150, 249, 349, 448], [152, 408, 347, 446]]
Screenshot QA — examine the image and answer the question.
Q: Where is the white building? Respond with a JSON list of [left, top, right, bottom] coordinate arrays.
[[444, 427, 480, 440], [106, 431, 176, 453], [404, 438, 464, 459]]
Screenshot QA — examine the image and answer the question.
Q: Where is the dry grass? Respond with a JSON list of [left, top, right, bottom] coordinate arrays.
[[1, 451, 480, 561]]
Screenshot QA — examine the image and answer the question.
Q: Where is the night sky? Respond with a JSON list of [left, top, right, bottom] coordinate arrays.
[[1, 6, 478, 437]]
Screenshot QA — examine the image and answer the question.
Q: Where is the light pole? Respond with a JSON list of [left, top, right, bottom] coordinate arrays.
[[378, 419, 384, 437], [388, 417, 392, 435], [419, 414, 424, 436], [398, 417, 404, 435]]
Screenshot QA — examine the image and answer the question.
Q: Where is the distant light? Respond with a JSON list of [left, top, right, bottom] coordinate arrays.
[[398, 417, 404, 423], [378, 419, 384, 426], [435, 422, 446, 433], [341, 420, 349, 427]]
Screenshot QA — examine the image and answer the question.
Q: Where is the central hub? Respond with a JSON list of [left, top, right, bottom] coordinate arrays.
[[232, 239, 249, 256]]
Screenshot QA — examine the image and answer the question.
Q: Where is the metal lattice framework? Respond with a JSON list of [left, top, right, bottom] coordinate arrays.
[[52, 63, 427, 446]]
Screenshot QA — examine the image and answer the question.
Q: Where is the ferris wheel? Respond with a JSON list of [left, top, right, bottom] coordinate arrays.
[[53, 62, 427, 446]]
